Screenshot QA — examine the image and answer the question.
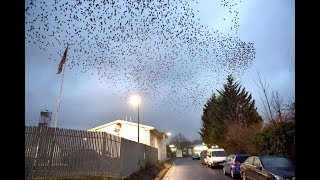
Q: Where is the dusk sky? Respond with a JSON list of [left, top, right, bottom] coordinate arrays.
[[25, 0, 294, 141]]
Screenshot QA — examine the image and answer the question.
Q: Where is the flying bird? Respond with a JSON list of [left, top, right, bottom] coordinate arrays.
[[25, 0, 255, 113]]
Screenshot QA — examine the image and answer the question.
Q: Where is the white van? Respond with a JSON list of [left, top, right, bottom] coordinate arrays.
[[176, 150, 183, 158], [206, 148, 227, 168]]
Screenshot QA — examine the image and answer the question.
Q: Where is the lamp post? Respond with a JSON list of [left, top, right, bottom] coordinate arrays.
[[130, 94, 140, 143]]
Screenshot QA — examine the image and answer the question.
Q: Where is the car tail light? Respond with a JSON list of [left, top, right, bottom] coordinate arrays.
[[232, 162, 238, 166]]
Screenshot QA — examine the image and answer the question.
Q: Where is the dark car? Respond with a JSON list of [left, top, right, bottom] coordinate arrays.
[[222, 154, 250, 179], [240, 155, 295, 180], [192, 153, 200, 160]]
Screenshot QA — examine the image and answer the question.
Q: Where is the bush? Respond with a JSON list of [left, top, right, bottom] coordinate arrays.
[[252, 122, 295, 159], [220, 122, 262, 154]]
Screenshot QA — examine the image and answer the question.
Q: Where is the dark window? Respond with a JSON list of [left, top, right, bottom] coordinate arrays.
[[235, 155, 250, 163], [212, 151, 227, 157], [261, 157, 295, 168]]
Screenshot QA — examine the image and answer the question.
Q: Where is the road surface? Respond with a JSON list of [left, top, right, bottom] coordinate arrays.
[[163, 157, 240, 180]]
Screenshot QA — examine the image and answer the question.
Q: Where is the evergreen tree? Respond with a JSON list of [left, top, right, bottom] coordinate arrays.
[[217, 75, 262, 125], [198, 94, 224, 145], [199, 75, 263, 151]]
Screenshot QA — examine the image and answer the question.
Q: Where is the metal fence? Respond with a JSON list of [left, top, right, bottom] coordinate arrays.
[[25, 125, 158, 179]]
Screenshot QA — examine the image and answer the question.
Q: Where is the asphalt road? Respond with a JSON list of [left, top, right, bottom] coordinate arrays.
[[163, 157, 240, 180]]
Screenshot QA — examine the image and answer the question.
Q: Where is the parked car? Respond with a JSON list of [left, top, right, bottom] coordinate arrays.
[[222, 154, 250, 179], [240, 155, 295, 180], [192, 153, 200, 160], [202, 154, 210, 165], [206, 148, 228, 168], [200, 150, 208, 165], [203, 155, 210, 166]]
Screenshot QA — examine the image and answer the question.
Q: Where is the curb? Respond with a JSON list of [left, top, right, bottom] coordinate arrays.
[[162, 163, 175, 180]]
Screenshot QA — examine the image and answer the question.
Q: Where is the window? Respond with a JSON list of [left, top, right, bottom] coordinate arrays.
[[261, 157, 295, 168], [211, 151, 227, 157], [246, 157, 254, 165], [235, 155, 250, 163]]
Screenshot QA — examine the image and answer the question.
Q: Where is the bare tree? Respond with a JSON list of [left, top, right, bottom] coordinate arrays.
[[170, 133, 190, 150], [254, 73, 293, 124], [191, 139, 202, 145], [271, 91, 284, 122], [284, 95, 295, 122], [254, 73, 274, 123]]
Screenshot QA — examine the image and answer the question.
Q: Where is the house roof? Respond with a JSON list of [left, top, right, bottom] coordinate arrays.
[[88, 119, 155, 132], [150, 129, 167, 138]]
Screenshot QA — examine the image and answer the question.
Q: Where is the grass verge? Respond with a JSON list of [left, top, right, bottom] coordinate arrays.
[[124, 159, 173, 180]]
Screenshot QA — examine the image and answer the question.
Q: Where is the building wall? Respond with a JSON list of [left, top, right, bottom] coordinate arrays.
[[159, 137, 167, 160], [89, 121, 166, 160], [92, 123, 150, 145], [145, 130, 151, 146], [150, 134, 167, 160]]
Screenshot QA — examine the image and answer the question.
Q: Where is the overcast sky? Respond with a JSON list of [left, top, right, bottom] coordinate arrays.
[[25, 0, 294, 141]]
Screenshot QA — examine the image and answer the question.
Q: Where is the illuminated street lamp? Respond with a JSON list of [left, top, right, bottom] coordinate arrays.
[[166, 132, 171, 136], [130, 94, 140, 143]]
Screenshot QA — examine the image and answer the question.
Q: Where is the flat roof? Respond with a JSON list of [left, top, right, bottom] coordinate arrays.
[[88, 119, 155, 131]]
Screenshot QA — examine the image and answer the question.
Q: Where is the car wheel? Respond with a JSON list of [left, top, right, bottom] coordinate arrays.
[[242, 172, 246, 180], [223, 167, 226, 175], [230, 170, 235, 179]]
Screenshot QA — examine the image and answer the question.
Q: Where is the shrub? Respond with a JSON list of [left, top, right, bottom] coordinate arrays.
[[252, 122, 295, 159]]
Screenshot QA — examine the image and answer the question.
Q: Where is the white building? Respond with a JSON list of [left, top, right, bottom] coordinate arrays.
[[88, 120, 168, 160]]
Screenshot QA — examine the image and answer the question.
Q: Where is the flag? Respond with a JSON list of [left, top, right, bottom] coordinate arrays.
[[57, 45, 68, 74]]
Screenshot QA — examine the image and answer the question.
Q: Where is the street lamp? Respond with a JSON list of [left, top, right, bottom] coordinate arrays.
[[130, 94, 140, 143]]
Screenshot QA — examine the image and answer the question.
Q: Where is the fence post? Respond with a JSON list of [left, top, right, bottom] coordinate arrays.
[[119, 138, 123, 179], [31, 125, 44, 179], [102, 132, 106, 156], [47, 127, 57, 177]]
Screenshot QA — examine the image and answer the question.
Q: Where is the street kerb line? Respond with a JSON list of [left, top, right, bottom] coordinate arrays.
[[163, 163, 175, 180]]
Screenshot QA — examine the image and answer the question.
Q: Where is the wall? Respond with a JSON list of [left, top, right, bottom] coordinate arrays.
[[150, 134, 167, 160], [120, 139, 145, 178], [120, 138, 158, 178], [159, 137, 167, 160]]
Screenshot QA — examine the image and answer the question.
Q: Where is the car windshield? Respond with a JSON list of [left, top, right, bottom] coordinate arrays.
[[212, 151, 227, 157], [235, 156, 250, 163], [261, 157, 295, 168]]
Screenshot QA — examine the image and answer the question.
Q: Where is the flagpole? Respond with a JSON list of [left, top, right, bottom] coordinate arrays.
[[47, 44, 68, 176], [54, 44, 68, 129], [54, 59, 66, 129]]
